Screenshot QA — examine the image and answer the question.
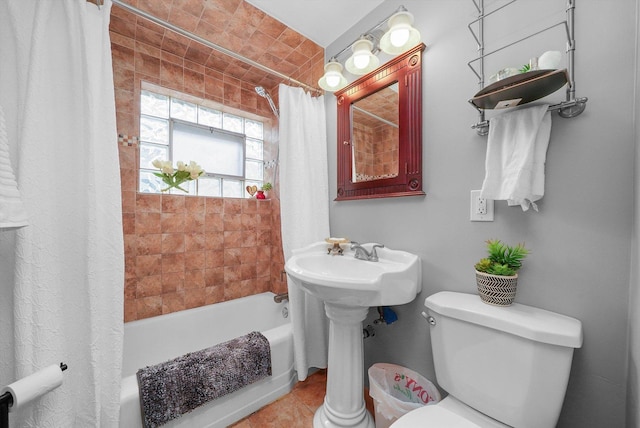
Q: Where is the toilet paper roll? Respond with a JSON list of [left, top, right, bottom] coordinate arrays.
[[1, 365, 63, 412]]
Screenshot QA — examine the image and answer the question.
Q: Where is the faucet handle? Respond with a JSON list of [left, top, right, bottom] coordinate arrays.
[[372, 244, 385, 252], [370, 244, 384, 261]]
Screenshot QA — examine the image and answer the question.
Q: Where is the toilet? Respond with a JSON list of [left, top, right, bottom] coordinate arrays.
[[392, 291, 582, 428]]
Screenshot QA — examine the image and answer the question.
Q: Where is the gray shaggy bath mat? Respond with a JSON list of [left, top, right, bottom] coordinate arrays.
[[136, 331, 272, 428]]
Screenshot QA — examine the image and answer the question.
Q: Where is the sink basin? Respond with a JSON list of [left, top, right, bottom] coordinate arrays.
[[285, 241, 421, 307]]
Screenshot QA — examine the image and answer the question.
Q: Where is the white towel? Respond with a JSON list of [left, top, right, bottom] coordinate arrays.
[[0, 104, 28, 229], [480, 104, 552, 212]]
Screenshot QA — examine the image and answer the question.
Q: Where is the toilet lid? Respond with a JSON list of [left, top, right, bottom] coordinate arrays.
[[391, 405, 483, 428]]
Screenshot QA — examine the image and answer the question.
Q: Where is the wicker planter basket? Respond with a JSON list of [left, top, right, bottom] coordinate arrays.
[[475, 270, 518, 306]]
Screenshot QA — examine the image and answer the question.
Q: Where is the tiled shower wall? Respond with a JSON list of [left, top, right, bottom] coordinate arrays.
[[372, 123, 399, 177], [352, 123, 399, 180], [110, 0, 324, 321]]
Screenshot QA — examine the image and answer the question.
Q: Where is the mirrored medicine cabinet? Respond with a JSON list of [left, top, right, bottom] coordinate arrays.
[[334, 43, 426, 201]]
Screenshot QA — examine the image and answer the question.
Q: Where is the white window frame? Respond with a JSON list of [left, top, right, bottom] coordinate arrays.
[[138, 89, 265, 198]]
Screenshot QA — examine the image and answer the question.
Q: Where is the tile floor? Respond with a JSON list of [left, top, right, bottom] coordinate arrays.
[[230, 370, 376, 427]]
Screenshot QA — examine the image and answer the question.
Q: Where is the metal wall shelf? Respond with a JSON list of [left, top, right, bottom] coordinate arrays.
[[468, 0, 588, 136]]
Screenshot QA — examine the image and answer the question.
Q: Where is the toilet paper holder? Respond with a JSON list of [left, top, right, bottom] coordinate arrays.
[[0, 362, 67, 428]]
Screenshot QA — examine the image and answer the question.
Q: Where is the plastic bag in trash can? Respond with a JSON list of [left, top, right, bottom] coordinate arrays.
[[368, 363, 440, 428]]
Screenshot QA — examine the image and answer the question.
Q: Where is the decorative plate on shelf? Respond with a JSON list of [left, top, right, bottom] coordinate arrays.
[[470, 69, 569, 110]]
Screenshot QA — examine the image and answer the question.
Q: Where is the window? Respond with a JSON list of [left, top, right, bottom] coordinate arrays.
[[139, 90, 265, 197]]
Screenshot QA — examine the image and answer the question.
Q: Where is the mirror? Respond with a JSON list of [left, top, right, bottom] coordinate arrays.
[[351, 83, 399, 183], [335, 43, 425, 201]]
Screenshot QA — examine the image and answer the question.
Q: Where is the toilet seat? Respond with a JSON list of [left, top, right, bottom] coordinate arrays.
[[391, 397, 510, 428]]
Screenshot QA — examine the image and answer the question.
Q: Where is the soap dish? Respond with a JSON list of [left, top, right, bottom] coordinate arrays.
[[325, 237, 350, 255]]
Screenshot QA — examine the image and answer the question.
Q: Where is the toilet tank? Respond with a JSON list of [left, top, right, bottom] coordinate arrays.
[[424, 292, 582, 428]]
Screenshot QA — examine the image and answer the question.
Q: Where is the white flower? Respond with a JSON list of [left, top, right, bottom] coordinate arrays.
[[176, 161, 186, 172], [186, 161, 204, 179], [152, 159, 174, 174]]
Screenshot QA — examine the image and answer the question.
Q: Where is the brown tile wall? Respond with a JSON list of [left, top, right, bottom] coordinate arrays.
[[353, 122, 399, 179], [353, 122, 374, 177], [111, 0, 322, 321], [373, 123, 399, 177]]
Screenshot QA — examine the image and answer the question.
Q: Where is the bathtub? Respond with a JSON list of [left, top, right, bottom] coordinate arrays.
[[119, 292, 295, 428]]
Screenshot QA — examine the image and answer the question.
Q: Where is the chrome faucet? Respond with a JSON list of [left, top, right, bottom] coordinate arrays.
[[350, 241, 384, 262]]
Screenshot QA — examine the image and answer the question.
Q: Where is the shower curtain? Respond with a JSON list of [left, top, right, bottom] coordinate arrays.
[[278, 84, 330, 381], [0, 1, 124, 426]]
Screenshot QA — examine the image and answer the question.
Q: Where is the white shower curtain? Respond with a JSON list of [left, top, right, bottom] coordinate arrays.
[[278, 84, 330, 381], [0, 1, 124, 426]]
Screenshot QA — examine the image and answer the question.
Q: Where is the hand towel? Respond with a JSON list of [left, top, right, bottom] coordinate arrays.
[[480, 104, 552, 212], [0, 104, 28, 229]]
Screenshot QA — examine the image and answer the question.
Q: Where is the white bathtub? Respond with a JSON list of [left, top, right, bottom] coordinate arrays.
[[119, 292, 295, 428]]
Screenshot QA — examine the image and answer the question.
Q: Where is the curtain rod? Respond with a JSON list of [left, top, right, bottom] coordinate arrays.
[[110, 0, 322, 94], [352, 105, 398, 129]]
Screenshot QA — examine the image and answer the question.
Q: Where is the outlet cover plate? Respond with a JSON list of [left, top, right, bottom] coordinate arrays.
[[470, 190, 494, 221]]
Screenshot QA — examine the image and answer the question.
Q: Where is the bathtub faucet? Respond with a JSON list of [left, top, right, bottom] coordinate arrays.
[[273, 292, 288, 303], [350, 242, 384, 262]]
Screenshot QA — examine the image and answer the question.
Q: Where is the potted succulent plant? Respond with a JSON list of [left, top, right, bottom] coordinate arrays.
[[474, 239, 529, 306]]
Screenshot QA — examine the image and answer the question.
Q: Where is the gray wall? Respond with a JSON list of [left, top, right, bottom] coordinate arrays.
[[326, 1, 635, 426], [628, 1, 640, 425]]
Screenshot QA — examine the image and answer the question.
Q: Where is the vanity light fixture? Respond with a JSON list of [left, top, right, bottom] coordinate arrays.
[[345, 37, 380, 75], [318, 5, 421, 92], [318, 59, 348, 92], [380, 9, 421, 55]]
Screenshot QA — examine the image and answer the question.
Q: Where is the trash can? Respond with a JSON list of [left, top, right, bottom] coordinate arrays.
[[368, 363, 441, 428]]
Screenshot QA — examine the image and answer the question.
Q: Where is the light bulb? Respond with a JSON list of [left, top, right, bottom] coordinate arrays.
[[390, 28, 410, 47], [380, 10, 421, 55], [318, 60, 347, 92], [345, 38, 378, 75], [325, 74, 340, 88], [353, 53, 370, 69]]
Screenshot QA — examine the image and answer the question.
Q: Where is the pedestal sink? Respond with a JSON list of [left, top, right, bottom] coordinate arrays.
[[285, 242, 421, 428]]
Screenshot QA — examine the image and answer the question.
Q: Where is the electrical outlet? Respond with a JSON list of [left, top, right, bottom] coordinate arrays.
[[470, 190, 494, 221], [477, 197, 487, 214]]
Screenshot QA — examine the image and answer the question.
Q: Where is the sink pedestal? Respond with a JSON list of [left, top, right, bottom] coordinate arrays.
[[314, 303, 374, 428]]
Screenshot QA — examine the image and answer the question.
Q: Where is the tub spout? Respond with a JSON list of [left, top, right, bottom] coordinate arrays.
[[273, 292, 288, 303]]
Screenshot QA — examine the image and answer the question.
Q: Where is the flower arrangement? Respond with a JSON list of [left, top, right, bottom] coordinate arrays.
[[152, 159, 205, 193], [261, 182, 273, 191]]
